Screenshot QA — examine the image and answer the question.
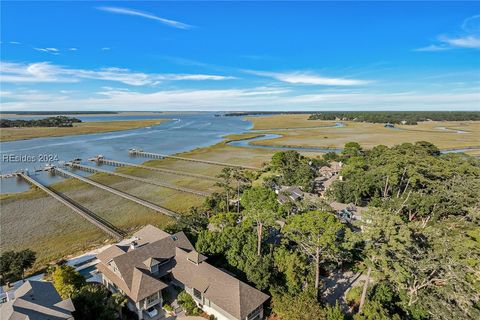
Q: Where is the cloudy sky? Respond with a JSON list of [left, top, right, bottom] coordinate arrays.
[[1, 1, 479, 111]]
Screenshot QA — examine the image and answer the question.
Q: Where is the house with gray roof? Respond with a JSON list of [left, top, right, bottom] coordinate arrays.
[[0, 280, 75, 320], [97, 225, 269, 320]]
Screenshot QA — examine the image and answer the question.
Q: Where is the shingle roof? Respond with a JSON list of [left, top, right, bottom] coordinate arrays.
[[0, 281, 74, 320], [98, 225, 269, 318], [133, 224, 170, 245], [172, 248, 269, 319], [97, 229, 193, 302]]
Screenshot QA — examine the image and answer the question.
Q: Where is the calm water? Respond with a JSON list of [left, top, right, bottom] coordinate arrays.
[[1, 113, 476, 193], [0, 113, 252, 193]]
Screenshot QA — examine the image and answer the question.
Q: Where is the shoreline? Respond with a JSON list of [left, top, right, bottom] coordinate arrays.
[[0, 119, 168, 142]]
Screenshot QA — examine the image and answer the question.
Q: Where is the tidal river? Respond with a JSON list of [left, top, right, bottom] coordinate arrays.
[[0, 113, 252, 193]]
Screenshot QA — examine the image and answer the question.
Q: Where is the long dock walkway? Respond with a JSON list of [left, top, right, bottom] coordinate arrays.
[[19, 173, 124, 240], [54, 168, 180, 219], [94, 158, 220, 182], [129, 149, 258, 170], [65, 163, 210, 197]]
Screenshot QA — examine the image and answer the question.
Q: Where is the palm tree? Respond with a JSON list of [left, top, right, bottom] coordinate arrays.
[[232, 169, 250, 213], [111, 293, 128, 320], [215, 167, 233, 212]]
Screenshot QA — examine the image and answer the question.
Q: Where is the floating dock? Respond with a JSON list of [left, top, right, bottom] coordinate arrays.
[[128, 149, 258, 170], [65, 162, 210, 197], [53, 167, 180, 218], [91, 157, 220, 182], [19, 172, 123, 240]]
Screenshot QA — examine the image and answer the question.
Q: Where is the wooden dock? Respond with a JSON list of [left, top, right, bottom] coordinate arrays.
[[128, 149, 259, 170], [65, 162, 210, 197], [19, 173, 124, 240], [93, 158, 220, 182], [54, 167, 180, 219]]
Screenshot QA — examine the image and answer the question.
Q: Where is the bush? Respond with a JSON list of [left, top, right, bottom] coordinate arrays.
[[346, 285, 363, 305], [177, 291, 201, 316], [208, 315, 217, 320], [163, 303, 173, 312]]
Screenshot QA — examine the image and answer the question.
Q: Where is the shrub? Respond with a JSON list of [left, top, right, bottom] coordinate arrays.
[[346, 285, 363, 305], [177, 291, 200, 316], [163, 303, 173, 312]]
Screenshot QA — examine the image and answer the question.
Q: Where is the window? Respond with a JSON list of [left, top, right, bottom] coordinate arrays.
[[247, 305, 262, 320], [145, 292, 158, 306], [151, 264, 159, 274], [193, 288, 202, 300]]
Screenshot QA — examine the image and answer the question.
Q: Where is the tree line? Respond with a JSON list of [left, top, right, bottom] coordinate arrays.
[[308, 111, 480, 124], [1, 116, 82, 128]]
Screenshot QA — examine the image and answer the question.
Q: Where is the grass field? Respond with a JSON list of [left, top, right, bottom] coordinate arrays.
[[246, 114, 480, 151], [0, 119, 168, 142], [245, 114, 337, 130]]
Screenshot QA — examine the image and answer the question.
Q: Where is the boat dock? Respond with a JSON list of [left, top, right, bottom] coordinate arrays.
[[53, 167, 180, 218], [19, 172, 124, 240], [128, 149, 258, 170], [65, 162, 210, 197], [90, 156, 220, 182]]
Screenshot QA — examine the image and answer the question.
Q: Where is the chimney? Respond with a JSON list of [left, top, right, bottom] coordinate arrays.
[[130, 241, 137, 250]]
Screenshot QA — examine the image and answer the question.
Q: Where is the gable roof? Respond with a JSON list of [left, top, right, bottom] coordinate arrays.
[[0, 281, 74, 320], [98, 225, 269, 317], [97, 229, 193, 302], [172, 248, 269, 319]]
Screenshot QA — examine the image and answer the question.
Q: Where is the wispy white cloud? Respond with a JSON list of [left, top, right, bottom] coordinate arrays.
[[2, 87, 478, 111], [97, 7, 193, 30], [415, 15, 480, 51], [68, 48, 78, 51], [0, 61, 235, 85], [9, 41, 21, 45], [439, 35, 480, 48], [34, 47, 60, 55], [413, 44, 450, 52], [101, 47, 111, 51], [245, 70, 370, 86]]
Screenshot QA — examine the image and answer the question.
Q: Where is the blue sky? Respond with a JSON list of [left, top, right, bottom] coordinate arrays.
[[1, 1, 479, 111]]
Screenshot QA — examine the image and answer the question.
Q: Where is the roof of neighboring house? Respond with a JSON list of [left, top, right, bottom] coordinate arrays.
[[322, 175, 338, 191], [277, 186, 304, 203], [0, 280, 74, 320], [172, 248, 269, 320], [330, 202, 367, 214]]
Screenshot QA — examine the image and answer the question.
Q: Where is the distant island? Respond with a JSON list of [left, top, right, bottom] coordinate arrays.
[[1, 116, 82, 128]]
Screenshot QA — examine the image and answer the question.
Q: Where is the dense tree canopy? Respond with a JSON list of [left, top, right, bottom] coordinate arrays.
[[308, 111, 480, 124], [0, 249, 36, 284], [329, 142, 480, 221], [0, 116, 82, 128], [270, 151, 319, 190]]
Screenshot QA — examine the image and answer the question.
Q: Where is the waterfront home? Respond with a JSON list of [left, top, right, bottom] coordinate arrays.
[[97, 225, 269, 320], [0, 280, 75, 320]]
